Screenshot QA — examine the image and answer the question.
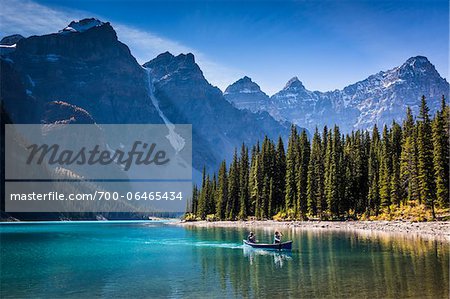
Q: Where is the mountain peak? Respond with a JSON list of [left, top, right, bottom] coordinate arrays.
[[143, 51, 206, 84], [181, 53, 195, 64], [144, 52, 197, 68], [0, 34, 24, 45], [398, 55, 440, 79], [223, 76, 270, 112], [284, 76, 305, 90], [401, 56, 435, 71], [224, 76, 265, 95], [234, 76, 255, 85], [405, 55, 430, 65], [60, 18, 106, 33], [156, 51, 175, 60]]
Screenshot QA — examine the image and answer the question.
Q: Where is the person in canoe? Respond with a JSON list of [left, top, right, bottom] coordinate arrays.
[[274, 231, 283, 244], [247, 231, 256, 243]]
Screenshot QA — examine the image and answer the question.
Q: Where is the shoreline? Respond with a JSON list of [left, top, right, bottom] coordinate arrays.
[[176, 220, 450, 242]]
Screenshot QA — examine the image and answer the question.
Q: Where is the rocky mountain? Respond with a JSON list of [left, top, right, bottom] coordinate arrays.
[[224, 76, 270, 112], [1, 18, 163, 125], [143, 52, 296, 171], [225, 56, 449, 132], [0, 18, 298, 176], [223, 76, 284, 121]]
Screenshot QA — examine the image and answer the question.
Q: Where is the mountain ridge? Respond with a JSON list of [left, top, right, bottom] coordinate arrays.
[[225, 55, 449, 132], [0, 18, 301, 177]]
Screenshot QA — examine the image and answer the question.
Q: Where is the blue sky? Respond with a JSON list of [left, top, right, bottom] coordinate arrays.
[[1, 0, 448, 94]]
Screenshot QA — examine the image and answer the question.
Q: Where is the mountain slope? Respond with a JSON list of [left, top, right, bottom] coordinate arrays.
[[143, 52, 297, 171], [1, 18, 163, 125]]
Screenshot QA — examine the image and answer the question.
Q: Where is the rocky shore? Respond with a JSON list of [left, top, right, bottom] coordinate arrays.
[[177, 220, 450, 242]]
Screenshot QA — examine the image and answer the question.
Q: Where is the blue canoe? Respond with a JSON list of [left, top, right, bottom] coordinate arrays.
[[243, 240, 293, 250]]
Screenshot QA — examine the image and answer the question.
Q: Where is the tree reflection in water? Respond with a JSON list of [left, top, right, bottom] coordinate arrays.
[[186, 226, 449, 298]]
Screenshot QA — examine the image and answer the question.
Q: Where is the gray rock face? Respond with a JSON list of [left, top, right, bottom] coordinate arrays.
[[337, 56, 449, 130], [143, 52, 297, 171], [0, 34, 25, 45], [225, 56, 449, 132], [224, 76, 270, 112], [1, 19, 163, 125], [42, 101, 96, 124]]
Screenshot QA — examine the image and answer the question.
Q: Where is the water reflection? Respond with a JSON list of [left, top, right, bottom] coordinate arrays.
[[186, 225, 449, 298], [242, 245, 293, 268], [1, 223, 448, 299]]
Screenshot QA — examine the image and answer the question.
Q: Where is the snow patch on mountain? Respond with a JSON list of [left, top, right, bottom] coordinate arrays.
[[144, 67, 186, 153], [60, 18, 105, 33]]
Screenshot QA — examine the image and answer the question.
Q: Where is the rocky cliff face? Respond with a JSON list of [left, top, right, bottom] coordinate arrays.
[[224, 76, 270, 112], [225, 56, 449, 132], [1, 18, 299, 175], [1, 19, 163, 125], [338, 56, 448, 130], [143, 52, 296, 170]]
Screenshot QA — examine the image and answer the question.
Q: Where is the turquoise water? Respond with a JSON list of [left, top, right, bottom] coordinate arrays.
[[0, 221, 448, 298]]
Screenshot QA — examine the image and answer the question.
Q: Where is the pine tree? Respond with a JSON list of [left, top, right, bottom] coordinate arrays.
[[343, 132, 362, 216], [196, 167, 208, 219], [400, 107, 420, 203], [417, 96, 436, 217], [226, 149, 240, 220], [368, 125, 381, 215], [360, 131, 371, 213], [342, 134, 351, 214], [285, 125, 298, 213], [322, 126, 328, 155], [191, 185, 198, 214], [353, 130, 368, 215], [274, 136, 286, 213], [379, 125, 391, 209], [326, 126, 342, 217], [238, 144, 250, 219], [321, 126, 329, 215], [296, 130, 310, 219], [248, 142, 262, 216], [390, 121, 403, 207], [208, 174, 217, 215], [432, 96, 449, 208], [269, 177, 274, 217], [215, 160, 228, 220], [259, 136, 276, 217], [307, 128, 323, 217], [324, 128, 333, 217]]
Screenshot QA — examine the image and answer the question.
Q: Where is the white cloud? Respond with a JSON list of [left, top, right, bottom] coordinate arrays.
[[0, 0, 243, 90]]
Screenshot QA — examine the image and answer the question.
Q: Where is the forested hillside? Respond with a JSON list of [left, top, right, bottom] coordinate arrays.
[[188, 96, 449, 221]]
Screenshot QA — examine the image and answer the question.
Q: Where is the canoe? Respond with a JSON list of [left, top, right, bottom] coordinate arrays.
[[243, 240, 293, 250]]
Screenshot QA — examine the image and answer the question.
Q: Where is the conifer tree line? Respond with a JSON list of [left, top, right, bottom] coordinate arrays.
[[189, 96, 449, 220]]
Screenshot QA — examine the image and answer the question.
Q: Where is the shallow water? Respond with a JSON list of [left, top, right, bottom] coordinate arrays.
[[0, 221, 448, 298]]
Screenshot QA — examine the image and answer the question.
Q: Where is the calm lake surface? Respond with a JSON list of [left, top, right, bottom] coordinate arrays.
[[0, 221, 448, 298]]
